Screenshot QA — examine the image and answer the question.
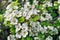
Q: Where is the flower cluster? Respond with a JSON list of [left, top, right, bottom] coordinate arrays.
[[3, 0, 59, 40]]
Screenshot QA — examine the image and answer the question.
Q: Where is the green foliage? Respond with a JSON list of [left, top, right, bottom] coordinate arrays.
[[50, 12, 57, 18], [0, 14, 4, 22], [47, 7, 53, 13], [53, 20, 60, 27], [40, 21, 52, 26], [3, 20, 11, 27], [36, 4, 42, 9], [18, 16, 25, 23], [0, 0, 59, 40], [10, 27, 15, 34], [22, 36, 33, 40], [11, 0, 19, 8], [30, 15, 40, 22], [38, 0, 46, 3], [38, 32, 45, 40], [0, 29, 2, 33], [25, 36, 33, 40], [54, 1, 58, 9]]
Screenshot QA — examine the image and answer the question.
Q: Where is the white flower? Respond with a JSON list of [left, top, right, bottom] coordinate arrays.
[[7, 8, 12, 13], [15, 23, 22, 32], [40, 16, 46, 21], [7, 36, 10, 40], [36, 21, 41, 27], [42, 4, 46, 7], [59, 5, 60, 11], [47, 26, 54, 30], [15, 10, 22, 17], [46, 2, 52, 7], [7, 35, 16, 40], [8, 0, 12, 2], [30, 21, 36, 27], [16, 32, 21, 38], [6, 4, 11, 10], [10, 18, 18, 25], [58, 0, 60, 3], [40, 12, 52, 21], [23, 11, 27, 17], [6, 4, 12, 12], [46, 36, 53, 40], [32, 9, 39, 15], [22, 26, 28, 31], [52, 28, 58, 34], [25, 1, 31, 7], [21, 30, 28, 37], [33, 0, 38, 5], [34, 37, 40, 40], [18, 11, 22, 16], [25, 15, 31, 20], [4, 13, 12, 21], [32, 5, 35, 9], [48, 26, 58, 35], [25, 10, 33, 20], [58, 17, 60, 20], [14, 6, 18, 10], [58, 17, 60, 22], [39, 26, 47, 34], [34, 22, 42, 32], [59, 36, 60, 40], [12, 10, 19, 14], [22, 23, 28, 31], [57, 26, 60, 28], [43, 26, 48, 33]]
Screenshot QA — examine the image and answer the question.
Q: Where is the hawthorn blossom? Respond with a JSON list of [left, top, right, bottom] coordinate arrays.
[[21, 30, 28, 37], [16, 32, 21, 38], [10, 18, 18, 25], [15, 23, 22, 32], [46, 36, 53, 40], [40, 12, 52, 21], [7, 35, 16, 40]]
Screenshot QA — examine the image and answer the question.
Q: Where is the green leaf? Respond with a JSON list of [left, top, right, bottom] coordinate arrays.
[[22, 37, 25, 40], [3, 20, 11, 27], [36, 4, 42, 9], [38, 0, 46, 3], [50, 12, 57, 18], [40, 21, 52, 26], [11, 0, 19, 8], [38, 32, 45, 40], [54, 1, 58, 9], [18, 16, 25, 23], [53, 20, 60, 27], [30, 15, 40, 22], [0, 14, 4, 22], [47, 7, 53, 13], [10, 27, 15, 34], [0, 29, 2, 33], [26, 36, 33, 40]]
